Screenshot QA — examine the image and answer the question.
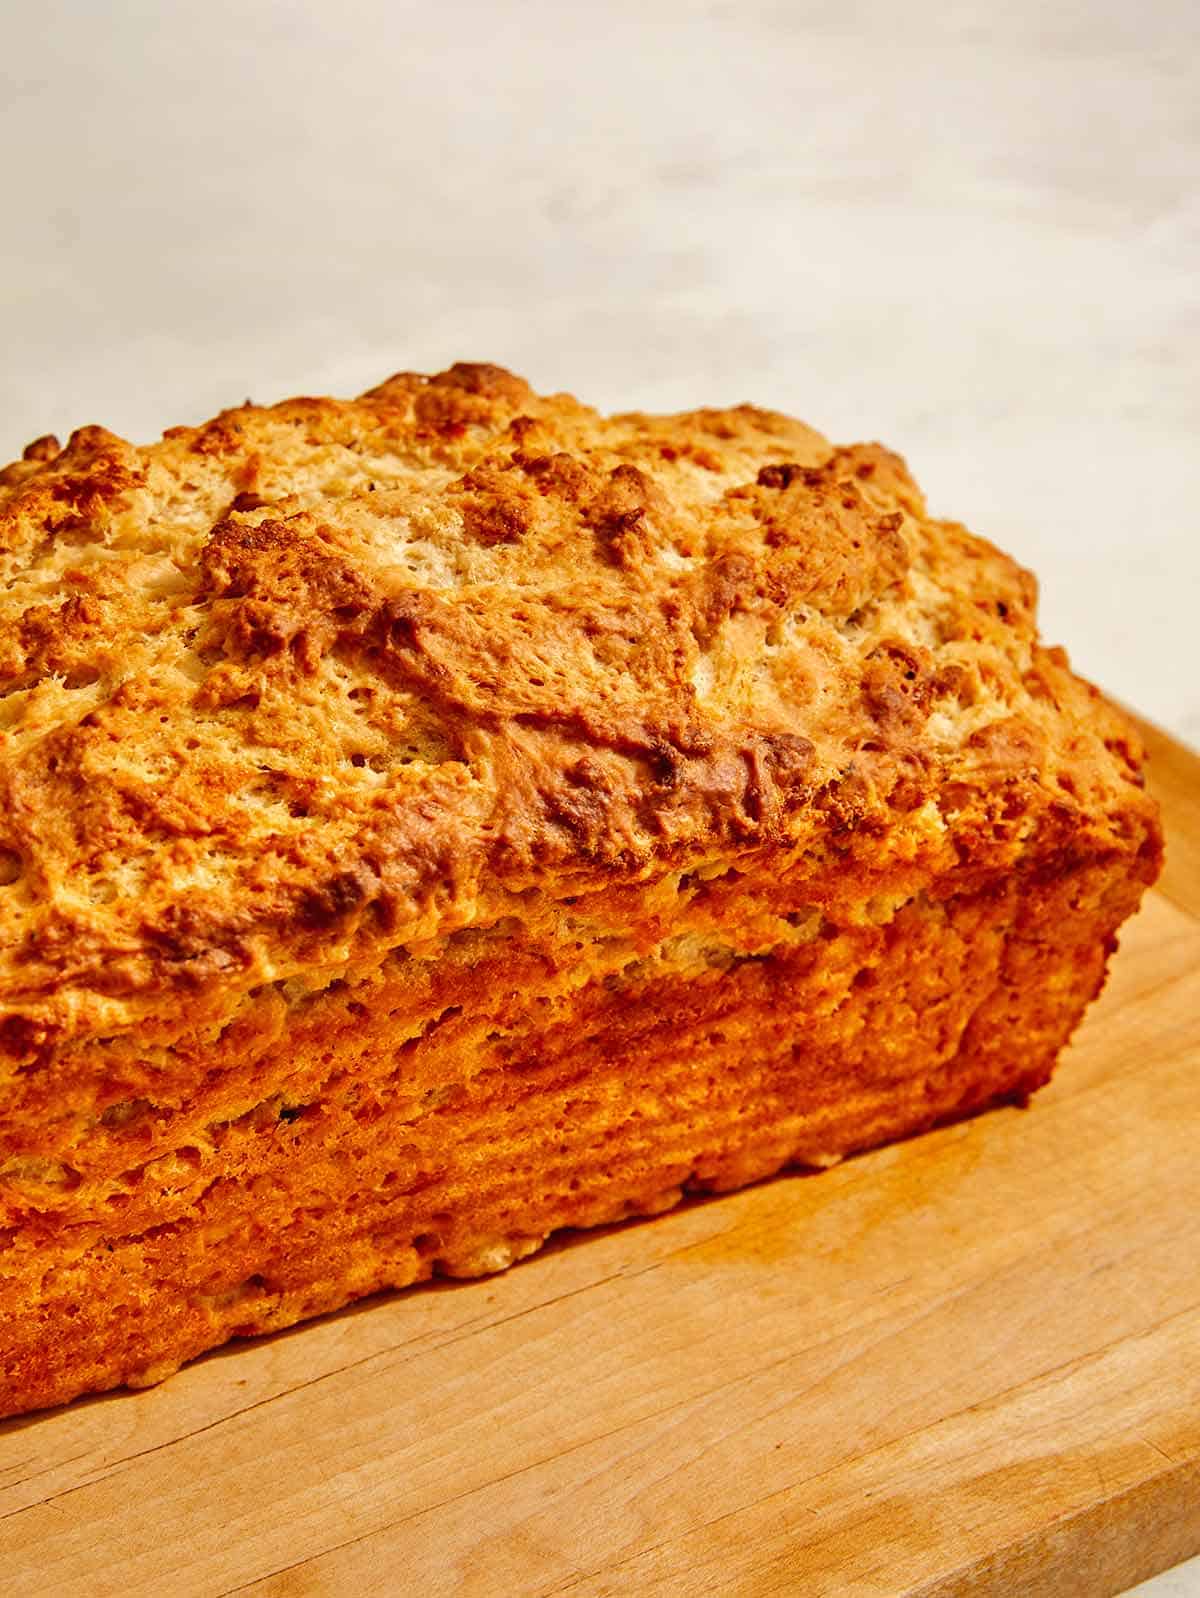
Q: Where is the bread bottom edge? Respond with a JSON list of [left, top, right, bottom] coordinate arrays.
[[2, 1061, 1051, 1423]]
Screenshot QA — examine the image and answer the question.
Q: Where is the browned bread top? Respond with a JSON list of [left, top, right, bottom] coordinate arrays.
[[0, 363, 1159, 1060]]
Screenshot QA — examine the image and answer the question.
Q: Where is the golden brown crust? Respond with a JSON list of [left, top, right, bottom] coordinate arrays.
[[0, 364, 1159, 1062], [0, 845, 1150, 1416], [0, 366, 1164, 1415]]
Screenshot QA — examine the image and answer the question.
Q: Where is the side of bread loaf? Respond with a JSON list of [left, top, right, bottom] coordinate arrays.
[[0, 365, 1161, 1416]]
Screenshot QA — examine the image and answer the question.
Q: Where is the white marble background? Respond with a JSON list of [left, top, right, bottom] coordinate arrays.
[[0, 2, 1196, 1590]]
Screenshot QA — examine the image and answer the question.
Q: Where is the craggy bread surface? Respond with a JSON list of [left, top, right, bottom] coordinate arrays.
[[0, 363, 1164, 1415], [0, 363, 1160, 1062]]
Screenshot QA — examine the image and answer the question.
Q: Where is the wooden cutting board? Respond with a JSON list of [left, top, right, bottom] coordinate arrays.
[[2, 722, 1198, 1598]]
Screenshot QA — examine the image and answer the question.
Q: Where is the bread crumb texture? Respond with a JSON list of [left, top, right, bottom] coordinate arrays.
[[0, 365, 1162, 1414]]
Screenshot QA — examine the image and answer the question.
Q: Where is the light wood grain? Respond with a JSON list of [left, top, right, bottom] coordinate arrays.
[[1, 730, 1197, 1598]]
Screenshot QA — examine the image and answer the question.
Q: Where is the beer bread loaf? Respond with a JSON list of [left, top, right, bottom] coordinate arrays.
[[0, 363, 1162, 1416]]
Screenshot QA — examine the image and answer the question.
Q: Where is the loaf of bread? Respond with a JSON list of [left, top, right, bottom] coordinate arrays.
[[0, 364, 1161, 1416]]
